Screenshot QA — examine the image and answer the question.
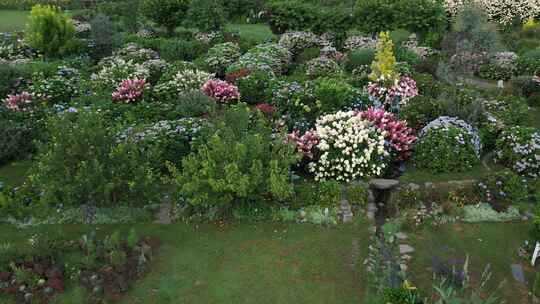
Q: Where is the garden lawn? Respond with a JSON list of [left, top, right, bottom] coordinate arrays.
[[0, 10, 28, 32], [407, 222, 533, 303], [225, 23, 276, 44], [0, 220, 370, 304]]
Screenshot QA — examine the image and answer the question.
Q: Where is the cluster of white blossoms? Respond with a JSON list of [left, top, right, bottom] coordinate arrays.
[[308, 111, 390, 182], [444, 0, 540, 24]]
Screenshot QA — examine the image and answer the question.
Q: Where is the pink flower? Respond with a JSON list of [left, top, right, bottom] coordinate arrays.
[[287, 130, 319, 158], [366, 76, 419, 108], [3, 91, 33, 111], [201, 79, 240, 103], [112, 78, 147, 103], [358, 107, 417, 160], [255, 103, 277, 116]]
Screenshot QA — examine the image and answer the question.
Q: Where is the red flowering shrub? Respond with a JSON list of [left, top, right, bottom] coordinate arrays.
[[358, 107, 416, 159], [201, 79, 240, 103], [3, 92, 33, 111], [112, 78, 147, 103]]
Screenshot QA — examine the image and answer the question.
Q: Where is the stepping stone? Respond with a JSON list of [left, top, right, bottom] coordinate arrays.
[[395, 232, 408, 240], [511, 264, 525, 283], [399, 244, 415, 254], [370, 179, 399, 190]]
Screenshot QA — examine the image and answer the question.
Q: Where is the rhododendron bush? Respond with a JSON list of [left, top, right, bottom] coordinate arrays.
[[3, 92, 33, 111], [112, 78, 147, 103], [201, 79, 240, 103]]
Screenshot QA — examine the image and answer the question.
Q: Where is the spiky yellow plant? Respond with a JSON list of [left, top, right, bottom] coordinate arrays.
[[369, 31, 399, 82]]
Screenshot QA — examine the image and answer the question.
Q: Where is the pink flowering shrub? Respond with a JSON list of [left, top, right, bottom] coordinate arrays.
[[287, 130, 319, 158], [3, 92, 33, 111], [201, 79, 240, 103], [112, 78, 147, 103], [358, 107, 417, 160], [366, 76, 419, 108], [255, 103, 277, 117]]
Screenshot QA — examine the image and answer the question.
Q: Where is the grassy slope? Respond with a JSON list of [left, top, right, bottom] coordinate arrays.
[[0, 221, 370, 304], [408, 222, 533, 302], [0, 10, 28, 32]]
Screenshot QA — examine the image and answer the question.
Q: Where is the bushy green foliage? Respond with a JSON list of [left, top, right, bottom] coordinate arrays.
[[0, 64, 30, 99], [0, 106, 43, 165], [399, 96, 444, 130], [24, 4, 77, 57], [313, 76, 359, 114], [169, 104, 299, 208], [97, 0, 141, 33], [414, 126, 479, 173], [236, 71, 276, 105], [518, 49, 540, 75], [88, 13, 122, 60], [29, 110, 158, 207], [158, 39, 207, 62], [186, 0, 227, 32], [354, 0, 446, 34], [346, 184, 368, 207], [290, 180, 343, 209], [140, 0, 189, 34], [224, 0, 265, 19], [344, 49, 375, 72], [450, 4, 501, 55]]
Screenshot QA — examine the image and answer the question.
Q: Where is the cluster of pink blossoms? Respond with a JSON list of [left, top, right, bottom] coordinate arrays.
[[201, 79, 240, 103], [358, 107, 417, 159], [367, 76, 419, 107], [112, 78, 147, 103], [287, 130, 319, 158], [3, 91, 33, 111]]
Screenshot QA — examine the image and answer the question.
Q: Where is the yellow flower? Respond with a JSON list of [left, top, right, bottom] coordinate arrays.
[[403, 280, 417, 290]]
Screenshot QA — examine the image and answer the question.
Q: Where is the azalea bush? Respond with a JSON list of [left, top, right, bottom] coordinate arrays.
[[366, 76, 419, 110], [169, 104, 299, 208], [91, 58, 150, 92], [414, 117, 481, 173], [112, 78, 148, 103], [308, 110, 390, 182], [495, 126, 540, 178], [3, 91, 33, 111], [201, 79, 240, 103], [358, 107, 416, 160]]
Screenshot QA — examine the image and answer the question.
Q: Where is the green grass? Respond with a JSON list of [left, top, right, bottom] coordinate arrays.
[[399, 161, 505, 184], [0, 10, 28, 32], [0, 160, 32, 187], [408, 222, 533, 302], [0, 221, 370, 304], [225, 23, 277, 44]]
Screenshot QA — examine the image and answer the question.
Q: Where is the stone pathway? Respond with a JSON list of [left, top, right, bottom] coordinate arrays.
[[154, 202, 172, 224]]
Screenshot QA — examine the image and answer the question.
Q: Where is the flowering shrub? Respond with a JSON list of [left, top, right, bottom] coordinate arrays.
[[229, 43, 292, 76], [92, 57, 150, 91], [358, 107, 416, 160], [278, 31, 322, 55], [112, 78, 148, 103], [478, 52, 519, 80], [343, 35, 377, 52], [114, 42, 159, 63], [201, 79, 240, 103], [306, 56, 341, 78], [477, 170, 530, 211], [3, 91, 33, 111], [255, 103, 277, 117], [153, 69, 214, 102], [414, 117, 481, 173], [29, 66, 81, 104], [369, 32, 399, 82], [366, 76, 419, 109], [444, 0, 540, 25], [495, 126, 540, 178], [287, 130, 319, 158], [308, 111, 389, 182], [205, 42, 241, 74]]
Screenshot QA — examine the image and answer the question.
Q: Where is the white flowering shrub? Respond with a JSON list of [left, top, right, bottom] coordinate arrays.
[[308, 111, 390, 182], [306, 56, 341, 79], [278, 31, 321, 55], [343, 36, 378, 52], [153, 69, 214, 102], [478, 52, 519, 80], [114, 42, 160, 63], [91, 57, 150, 91], [444, 0, 540, 24], [496, 126, 540, 178], [204, 42, 241, 74], [228, 43, 292, 76]]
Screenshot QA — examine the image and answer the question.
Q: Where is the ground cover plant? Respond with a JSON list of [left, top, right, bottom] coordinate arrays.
[[1, 0, 540, 302]]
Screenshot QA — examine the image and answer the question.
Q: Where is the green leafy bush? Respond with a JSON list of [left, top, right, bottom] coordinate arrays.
[[140, 0, 189, 35], [204, 42, 241, 75], [169, 104, 299, 208], [186, 0, 227, 32], [266, 0, 319, 34], [290, 180, 343, 209], [236, 71, 276, 105], [0, 64, 30, 99], [344, 49, 375, 72], [354, 0, 446, 34], [24, 4, 77, 57], [29, 109, 158, 207], [312, 76, 359, 114], [158, 39, 207, 62], [88, 13, 122, 60], [399, 96, 444, 130], [0, 106, 43, 165], [414, 125, 479, 173], [518, 49, 540, 75]]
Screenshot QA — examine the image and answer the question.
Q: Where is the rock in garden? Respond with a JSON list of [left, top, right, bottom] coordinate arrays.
[[395, 232, 408, 240], [370, 179, 399, 190], [399, 244, 415, 254]]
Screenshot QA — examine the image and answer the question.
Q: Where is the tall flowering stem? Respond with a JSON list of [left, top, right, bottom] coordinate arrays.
[[112, 78, 147, 103], [201, 79, 240, 103], [358, 107, 417, 160], [3, 91, 33, 111]]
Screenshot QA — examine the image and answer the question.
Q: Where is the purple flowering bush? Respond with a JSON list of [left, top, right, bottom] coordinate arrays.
[[495, 126, 540, 178]]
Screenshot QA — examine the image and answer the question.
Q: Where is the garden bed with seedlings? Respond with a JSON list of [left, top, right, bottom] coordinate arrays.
[[0, 229, 159, 303]]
